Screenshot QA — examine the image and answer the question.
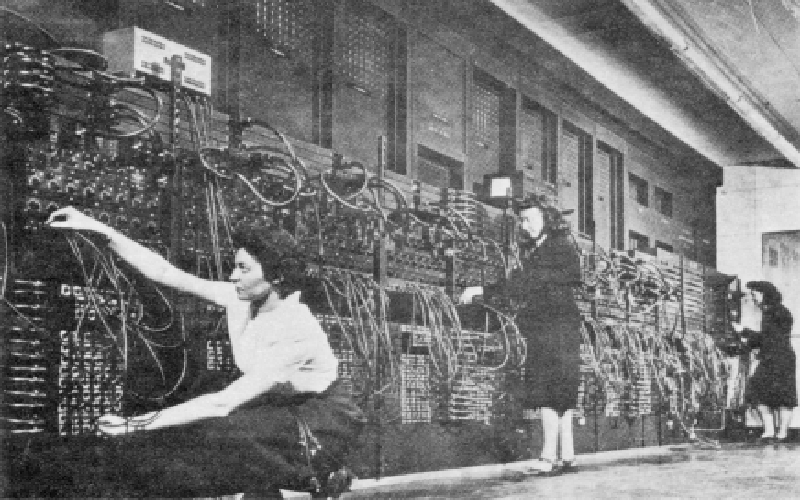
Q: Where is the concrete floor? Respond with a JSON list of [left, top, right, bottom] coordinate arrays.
[[342, 441, 800, 499]]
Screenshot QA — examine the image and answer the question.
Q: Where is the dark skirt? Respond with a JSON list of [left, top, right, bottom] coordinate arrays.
[[518, 311, 583, 415], [7, 376, 365, 498], [745, 350, 798, 409]]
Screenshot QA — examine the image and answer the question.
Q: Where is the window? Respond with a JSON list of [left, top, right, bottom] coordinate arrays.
[[629, 231, 649, 251], [769, 247, 779, 267], [330, 1, 402, 169], [520, 97, 557, 184], [335, 2, 393, 98], [629, 173, 648, 207], [656, 241, 674, 253], [417, 145, 463, 189], [600, 142, 625, 250], [471, 70, 503, 150], [654, 186, 673, 217], [254, 0, 315, 60], [563, 121, 593, 236], [469, 68, 511, 181]]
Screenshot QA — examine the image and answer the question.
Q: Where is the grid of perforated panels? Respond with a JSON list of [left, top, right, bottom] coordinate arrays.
[[471, 80, 500, 148], [254, 0, 314, 61], [335, 3, 392, 98]]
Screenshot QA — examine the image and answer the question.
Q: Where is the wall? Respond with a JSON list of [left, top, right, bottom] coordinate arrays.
[[716, 166, 800, 285], [371, 0, 720, 263], [626, 143, 717, 262], [716, 165, 800, 331]]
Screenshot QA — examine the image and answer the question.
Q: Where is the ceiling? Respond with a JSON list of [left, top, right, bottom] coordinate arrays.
[[491, 0, 800, 169], [662, 0, 800, 162]]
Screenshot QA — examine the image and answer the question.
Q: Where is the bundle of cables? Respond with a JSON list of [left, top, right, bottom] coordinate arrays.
[[62, 232, 188, 404], [321, 269, 397, 393]]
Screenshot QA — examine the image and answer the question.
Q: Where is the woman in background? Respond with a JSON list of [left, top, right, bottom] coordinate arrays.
[[733, 280, 796, 442], [462, 197, 582, 474]]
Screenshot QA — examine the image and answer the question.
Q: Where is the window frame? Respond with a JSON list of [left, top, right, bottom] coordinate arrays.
[[628, 173, 649, 207], [653, 186, 673, 218], [629, 230, 650, 251]]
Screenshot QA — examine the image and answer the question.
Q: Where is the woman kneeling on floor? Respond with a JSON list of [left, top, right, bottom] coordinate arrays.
[[10, 207, 365, 498]]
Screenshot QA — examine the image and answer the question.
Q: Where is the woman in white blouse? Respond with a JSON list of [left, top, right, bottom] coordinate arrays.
[[16, 206, 365, 497]]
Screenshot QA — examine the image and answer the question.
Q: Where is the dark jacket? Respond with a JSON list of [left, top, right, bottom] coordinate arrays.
[[489, 233, 583, 414], [743, 303, 797, 408]]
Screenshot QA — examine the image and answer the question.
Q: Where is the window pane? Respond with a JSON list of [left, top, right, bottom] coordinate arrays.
[[472, 78, 501, 149], [254, 0, 315, 61], [654, 186, 673, 217], [629, 173, 648, 207]]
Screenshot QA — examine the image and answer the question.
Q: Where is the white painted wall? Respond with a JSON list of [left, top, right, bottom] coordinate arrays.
[[717, 166, 800, 282], [717, 165, 800, 427]]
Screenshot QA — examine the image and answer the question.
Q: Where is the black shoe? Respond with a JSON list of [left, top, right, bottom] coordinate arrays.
[[559, 460, 578, 473]]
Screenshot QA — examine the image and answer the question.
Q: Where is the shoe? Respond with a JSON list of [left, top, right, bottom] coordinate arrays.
[[524, 458, 558, 476], [559, 459, 578, 473], [754, 436, 776, 445]]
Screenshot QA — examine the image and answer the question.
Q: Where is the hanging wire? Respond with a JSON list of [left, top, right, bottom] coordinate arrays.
[[63, 233, 187, 402]]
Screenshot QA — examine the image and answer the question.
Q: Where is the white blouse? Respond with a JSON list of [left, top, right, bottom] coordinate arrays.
[[213, 284, 338, 393]]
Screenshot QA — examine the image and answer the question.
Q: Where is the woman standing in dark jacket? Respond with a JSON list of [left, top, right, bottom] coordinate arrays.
[[733, 280, 796, 442], [461, 198, 582, 474]]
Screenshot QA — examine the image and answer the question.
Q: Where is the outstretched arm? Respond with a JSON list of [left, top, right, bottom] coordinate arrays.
[[47, 207, 225, 305], [104, 371, 285, 433], [100, 367, 330, 433], [99, 337, 337, 434]]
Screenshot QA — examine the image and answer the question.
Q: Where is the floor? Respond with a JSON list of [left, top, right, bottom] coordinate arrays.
[[340, 441, 800, 499]]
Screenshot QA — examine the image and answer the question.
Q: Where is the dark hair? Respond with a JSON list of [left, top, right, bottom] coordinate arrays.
[[231, 225, 306, 298], [746, 280, 783, 307], [516, 194, 572, 236]]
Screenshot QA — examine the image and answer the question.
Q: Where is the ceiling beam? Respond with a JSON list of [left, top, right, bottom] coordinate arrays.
[[489, 0, 777, 167], [548, 3, 623, 32], [619, 0, 800, 168]]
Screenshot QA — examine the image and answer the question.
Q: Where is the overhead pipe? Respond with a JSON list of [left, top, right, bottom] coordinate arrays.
[[489, 0, 800, 167]]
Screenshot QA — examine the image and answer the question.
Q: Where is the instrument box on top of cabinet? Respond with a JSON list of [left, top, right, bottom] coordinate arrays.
[[102, 26, 212, 95]]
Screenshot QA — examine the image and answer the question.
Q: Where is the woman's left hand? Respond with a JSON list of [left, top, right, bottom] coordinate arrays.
[[98, 414, 150, 436]]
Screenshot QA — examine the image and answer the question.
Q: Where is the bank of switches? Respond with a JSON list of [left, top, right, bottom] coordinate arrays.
[[20, 143, 171, 255], [1, 280, 126, 436], [1, 280, 58, 435]]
